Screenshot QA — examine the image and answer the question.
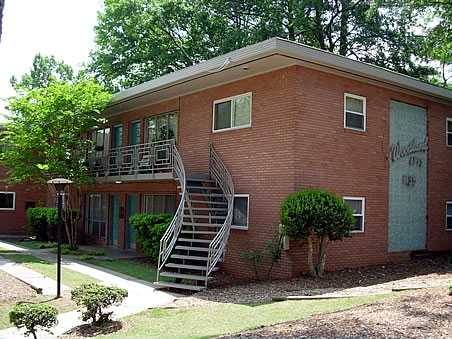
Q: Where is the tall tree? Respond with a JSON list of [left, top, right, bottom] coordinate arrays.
[[10, 54, 74, 90], [2, 61, 111, 246], [90, 0, 434, 91]]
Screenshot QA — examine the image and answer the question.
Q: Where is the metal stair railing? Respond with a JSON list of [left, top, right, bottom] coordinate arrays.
[[157, 143, 187, 281], [206, 144, 235, 283]]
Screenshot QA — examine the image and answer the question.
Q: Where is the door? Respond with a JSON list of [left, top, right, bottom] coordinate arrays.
[[388, 100, 428, 252], [110, 194, 120, 247], [126, 193, 138, 249], [130, 121, 141, 146]]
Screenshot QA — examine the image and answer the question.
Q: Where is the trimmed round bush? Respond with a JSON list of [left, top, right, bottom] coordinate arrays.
[[71, 283, 128, 324], [9, 303, 58, 339]]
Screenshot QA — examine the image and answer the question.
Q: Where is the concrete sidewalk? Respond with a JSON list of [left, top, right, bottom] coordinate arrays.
[[0, 240, 175, 339]]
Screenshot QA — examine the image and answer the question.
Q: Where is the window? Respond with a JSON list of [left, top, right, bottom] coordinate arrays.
[[344, 197, 365, 232], [344, 93, 366, 131], [446, 118, 452, 146], [86, 193, 107, 238], [213, 93, 251, 132], [232, 194, 249, 229], [112, 124, 123, 148], [130, 120, 141, 145], [92, 128, 110, 155], [145, 112, 177, 143], [446, 202, 452, 230], [0, 192, 15, 210], [142, 194, 176, 215]]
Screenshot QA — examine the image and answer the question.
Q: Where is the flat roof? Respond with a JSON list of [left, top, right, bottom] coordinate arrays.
[[109, 37, 452, 113]]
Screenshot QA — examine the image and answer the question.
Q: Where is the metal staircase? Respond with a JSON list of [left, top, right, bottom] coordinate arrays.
[[155, 144, 234, 291]]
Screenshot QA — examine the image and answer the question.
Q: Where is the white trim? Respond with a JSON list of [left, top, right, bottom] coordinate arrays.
[[344, 93, 366, 132], [212, 92, 252, 133], [446, 201, 452, 231], [231, 194, 250, 230], [343, 196, 365, 233], [446, 118, 452, 147], [0, 191, 16, 211]]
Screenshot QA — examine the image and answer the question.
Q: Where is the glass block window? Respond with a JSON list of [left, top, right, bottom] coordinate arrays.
[[344, 93, 366, 131]]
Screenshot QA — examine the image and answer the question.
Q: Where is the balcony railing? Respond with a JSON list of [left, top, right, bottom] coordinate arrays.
[[88, 139, 175, 181]]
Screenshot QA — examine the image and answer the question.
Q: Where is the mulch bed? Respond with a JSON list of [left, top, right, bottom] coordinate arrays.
[[172, 256, 452, 306], [222, 287, 452, 338], [63, 321, 123, 338], [0, 270, 37, 303]]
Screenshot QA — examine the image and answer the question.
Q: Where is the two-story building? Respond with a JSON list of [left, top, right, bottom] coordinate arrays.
[[83, 37, 452, 290]]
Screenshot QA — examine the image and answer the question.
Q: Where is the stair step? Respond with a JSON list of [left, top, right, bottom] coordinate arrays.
[[187, 207, 228, 212], [180, 230, 217, 235], [187, 178, 215, 183], [166, 263, 207, 270], [183, 214, 226, 219], [183, 222, 223, 228], [187, 185, 220, 190], [185, 192, 225, 198], [175, 245, 209, 252], [178, 238, 211, 244], [154, 281, 205, 291], [159, 271, 207, 281], [171, 254, 208, 261], [189, 200, 228, 205]]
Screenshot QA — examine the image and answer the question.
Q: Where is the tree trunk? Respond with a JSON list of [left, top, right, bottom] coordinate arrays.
[[316, 235, 329, 277], [286, 0, 296, 41], [313, 2, 326, 50], [338, 0, 349, 56], [307, 236, 316, 277]]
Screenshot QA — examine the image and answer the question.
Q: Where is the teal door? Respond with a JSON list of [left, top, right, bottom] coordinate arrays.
[[112, 125, 123, 148], [110, 194, 120, 247], [130, 121, 141, 145], [126, 194, 138, 249], [388, 101, 427, 252]]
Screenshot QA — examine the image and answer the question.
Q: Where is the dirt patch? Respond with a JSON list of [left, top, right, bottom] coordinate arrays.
[[222, 287, 452, 338], [169, 256, 452, 307], [63, 321, 123, 338], [0, 270, 37, 303]]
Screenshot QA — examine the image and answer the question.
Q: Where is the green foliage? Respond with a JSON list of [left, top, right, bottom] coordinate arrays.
[[71, 283, 128, 324], [265, 232, 284, 280], [9, 303, 58, 339], [281, 189, 355, 277], [90, 0, 434, 91], [50, 245, 105, 256], [449, 284, 452, 296], [26, 208, 58, 241], [129, 213, 171, 260], [281, 189, 355, 241], [240, 249, 264, 281]]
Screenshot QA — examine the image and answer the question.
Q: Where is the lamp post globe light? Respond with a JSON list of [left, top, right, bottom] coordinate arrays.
[[47, 178, 73, 298]]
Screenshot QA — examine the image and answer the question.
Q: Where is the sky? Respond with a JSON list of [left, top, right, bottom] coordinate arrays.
[[0, 0, 104, 120]]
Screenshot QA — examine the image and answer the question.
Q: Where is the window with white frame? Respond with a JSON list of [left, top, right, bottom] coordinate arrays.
[[213, 93, 251, 132], [0, 192, 15, 210], [344, 197, 365, 232], [446, 118, 452, 146], [344, 93, 366, 131], [232, 194, 249, 229], [446, 202, 452, 230]]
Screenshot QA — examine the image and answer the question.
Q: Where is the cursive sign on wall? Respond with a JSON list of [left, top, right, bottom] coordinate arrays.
[[389, 137, 428, 163]]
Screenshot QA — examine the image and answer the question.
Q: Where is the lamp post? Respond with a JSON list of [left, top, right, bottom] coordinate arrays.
[[47, 178, 73, 298]]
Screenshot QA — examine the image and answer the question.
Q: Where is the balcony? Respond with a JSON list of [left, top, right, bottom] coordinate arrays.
[[88, 139, 175, 182]]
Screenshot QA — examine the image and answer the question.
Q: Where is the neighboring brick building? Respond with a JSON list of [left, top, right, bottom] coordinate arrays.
[[82, 38, 452, 290], [0, 166, 46, 235]]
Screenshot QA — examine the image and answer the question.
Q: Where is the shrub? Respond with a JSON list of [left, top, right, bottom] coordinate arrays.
[[240, 249, 264, 280], [9, 303, 58, 339], [71, 283, 128, 324], [281, 189, 355, 278], [265, 232, 284, 280], [26, 208, 58, 241], [129, 213, 171, 260], [449, 285, 452, 296]]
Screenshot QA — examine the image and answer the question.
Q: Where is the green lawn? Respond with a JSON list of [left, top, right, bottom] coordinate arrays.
[[0, 295, 75, 330], [7, 240, 57, 250], [99, 294, 390, 339], [2, 254, 98, 288], [82, 258, 159, 283]]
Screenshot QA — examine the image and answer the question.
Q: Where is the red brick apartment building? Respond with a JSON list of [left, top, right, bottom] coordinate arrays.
[[82, 37, 452, 290]]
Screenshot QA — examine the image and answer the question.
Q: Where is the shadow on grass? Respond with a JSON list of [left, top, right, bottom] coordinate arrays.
[[65, 321, 122, 337], [4, 253, 51, 265]]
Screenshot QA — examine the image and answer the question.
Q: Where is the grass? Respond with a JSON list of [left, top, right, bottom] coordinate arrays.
[[0, 294, 75, 330], [99, 294, 390, 339], [50, 245, 106, 257], [8, 240, 57, 250], [82, 258, 159, 283], [2, 253, 99, 289]]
